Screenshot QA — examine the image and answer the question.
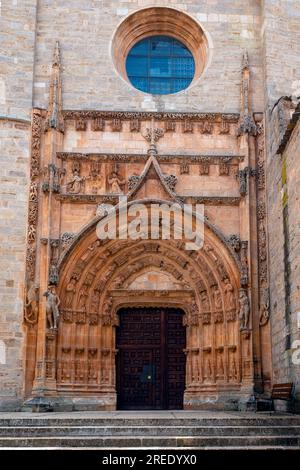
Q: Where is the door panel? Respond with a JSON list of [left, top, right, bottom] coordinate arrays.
[[116, 307, 186, 410]]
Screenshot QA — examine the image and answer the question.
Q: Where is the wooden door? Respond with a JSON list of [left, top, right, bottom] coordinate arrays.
[[116, 307, 186, 410]]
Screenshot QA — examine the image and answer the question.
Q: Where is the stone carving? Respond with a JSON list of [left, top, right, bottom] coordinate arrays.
[[111, 118, 122, 132], [224, 278, 235, 310], [65, 277, 77, 308], [228, 235, 241, 252], [240, 241, 249, 286], [24, 284, 39, 325], [238, 168, 248, 196], [50, 239, 60, 265], [213, 285, 222, 310], [49, 264, 59, 285], [49, 164, 64, 193], [143, 121, 164, 153], [259, 287, 270, 326], [237, 51, 257, 137], [239, 289, 250, 330], [89, 161, 102, 180], [226, 310, 237, 322], [219, 162, 230, 176], [67, 166, 87, 194], [199, 159, 210, 175], [257, 201, 266, 220], [200, 290, 210, 311], [237, 115, 257, 137], [219, 120, 230, 134], [107, 164, 125, 194], [61, 232, 76, 249], [199, 120, 213, 134], [256, 120, 270, 325], [57, 152, 241, 165], [180, 163, 189, 174], [214, 311, 224, 323], [182, 120, 193, 133], [63, 110, 240, 123], [78, 285, 89, 311], [92, 117, 105, 131], [183, 303, 199, 327], [202, 312, 211, 324], [128, 175, 141, 191], [44, 287, 60, 330], [102, 298, 119, 326], [75, 118, 86, 131], [44, 41, 64, 133], [130, 119, 140, 132], [165, 121, 176, 132], [27, 224, 37, 243], [164, 174, 178, 192], [42, 166, 50, 192]]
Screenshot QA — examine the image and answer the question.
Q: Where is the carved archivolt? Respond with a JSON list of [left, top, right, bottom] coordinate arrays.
[[53, 205, 249, 392]]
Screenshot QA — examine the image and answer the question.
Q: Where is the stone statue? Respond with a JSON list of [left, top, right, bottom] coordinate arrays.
[[213, 285, 222, 310], [108, 171, 125, 194], [78, 285, 89, 311], [67, 169, 86, 194], [224, 278, 235, 310], [239, 289, 250, 330], [44, 287, 60, 330], [65, 277, 77, 308], [259, 288, 270, 326], [24, 284, 39, 325], [200, 290, 210, 311]]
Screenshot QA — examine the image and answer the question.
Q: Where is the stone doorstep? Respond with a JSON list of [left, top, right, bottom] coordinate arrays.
[[0, 425, 299, 437], [0, 435, 300, 448]]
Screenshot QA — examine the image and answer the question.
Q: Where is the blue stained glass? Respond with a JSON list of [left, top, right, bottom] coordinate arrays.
[[126, 35, 195, 95]]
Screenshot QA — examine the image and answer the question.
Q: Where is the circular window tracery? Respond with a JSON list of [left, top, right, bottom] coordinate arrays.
[[126, 35, 195, 95], [111, 7, 210, 95]]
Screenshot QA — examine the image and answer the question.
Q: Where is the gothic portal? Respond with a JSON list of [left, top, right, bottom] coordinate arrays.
[[4, 2, 299, 413]]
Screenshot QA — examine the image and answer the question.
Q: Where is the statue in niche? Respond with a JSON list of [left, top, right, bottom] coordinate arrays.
[[108, 170, 125, 194], [213, 285, 222, 310], [239, 289, 250, 330], [44, 286, 60, 330], [24, 284, 39, 325], [65, 277, 77, 309], [67, 168, 87, 194], [223, 278, 235, 310]]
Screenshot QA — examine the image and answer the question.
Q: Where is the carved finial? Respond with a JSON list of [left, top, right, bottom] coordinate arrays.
[[237, 50, 257, 137], [45, 41, 64, 133], [53, 40, 60, 67], [242, 50, 249, 71], [143, 117, 164, 156]]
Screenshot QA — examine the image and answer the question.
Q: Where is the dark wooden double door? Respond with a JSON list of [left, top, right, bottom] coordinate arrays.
[[116, 307, 186, 410]]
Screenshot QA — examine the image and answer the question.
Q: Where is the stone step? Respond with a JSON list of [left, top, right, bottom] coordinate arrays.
[[1, 417, 300, 427], [0, 425, 299, 437], [0, 435, 299, 448]]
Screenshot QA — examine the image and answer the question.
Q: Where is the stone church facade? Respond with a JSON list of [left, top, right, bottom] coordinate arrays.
[[0, 1, 299, 411]]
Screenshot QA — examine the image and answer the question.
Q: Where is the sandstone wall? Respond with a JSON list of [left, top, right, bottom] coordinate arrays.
[[0, 1, 37, 410], [284, 118, 300, 406], [33, 0, 263, 113], [262, 0, 300, 404]]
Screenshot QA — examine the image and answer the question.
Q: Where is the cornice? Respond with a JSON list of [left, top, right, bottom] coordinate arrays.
[[57, 152, 244, 164]]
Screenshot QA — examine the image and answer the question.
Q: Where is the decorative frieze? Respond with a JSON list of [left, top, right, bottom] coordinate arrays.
[[256, 120, 270, 326], [63, 110, 240, 123], [57, 152, 243, 165], [26, 110, 42, 281]]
